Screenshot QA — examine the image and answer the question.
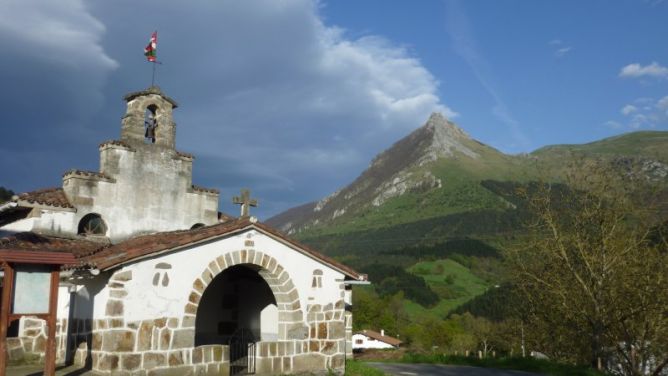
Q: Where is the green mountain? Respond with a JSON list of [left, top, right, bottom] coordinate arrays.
[[268, 114, 668, 255], [267, 114, 667, 320]]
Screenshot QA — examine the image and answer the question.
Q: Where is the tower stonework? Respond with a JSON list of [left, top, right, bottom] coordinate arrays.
[[19, 86, 220, 242], [121, 86, 178, 148]]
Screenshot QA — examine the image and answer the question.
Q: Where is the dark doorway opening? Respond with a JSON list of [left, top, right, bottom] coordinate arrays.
[[195, 264, 277, 346]]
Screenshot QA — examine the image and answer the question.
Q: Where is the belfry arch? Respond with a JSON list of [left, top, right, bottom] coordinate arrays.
[[185, 249, 306, 346]]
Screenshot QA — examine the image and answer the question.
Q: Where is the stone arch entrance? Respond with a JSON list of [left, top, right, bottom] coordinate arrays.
[[195, 264, 277, 346], [185, 250, 306, 344]]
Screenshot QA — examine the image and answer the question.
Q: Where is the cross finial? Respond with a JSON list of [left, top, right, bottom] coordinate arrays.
[[232, 189, 258, 218]]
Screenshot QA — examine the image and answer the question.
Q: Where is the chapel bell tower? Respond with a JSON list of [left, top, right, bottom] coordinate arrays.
[[120, 86, 178, 149]]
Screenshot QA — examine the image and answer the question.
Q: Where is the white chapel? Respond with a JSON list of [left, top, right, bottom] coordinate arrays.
[[0, 86, 366, 375]]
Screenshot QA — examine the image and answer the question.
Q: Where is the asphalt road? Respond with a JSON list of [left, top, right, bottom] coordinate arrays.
[[367, 362, 544, 376]]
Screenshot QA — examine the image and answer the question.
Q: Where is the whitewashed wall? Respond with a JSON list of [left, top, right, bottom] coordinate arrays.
[[65, 228, 345, 323], [352, 334, 395, 350]]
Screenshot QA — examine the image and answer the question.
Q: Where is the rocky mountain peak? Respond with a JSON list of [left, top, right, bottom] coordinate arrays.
[[417, 112, 479, 165]]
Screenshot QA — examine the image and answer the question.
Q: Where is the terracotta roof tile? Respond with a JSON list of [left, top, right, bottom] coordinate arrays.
[[0, 232, 104, 257], [78, 219, 365, 280], [176, 150, 194, 159], [63, 170, 113, 180], [191, 185, 219, 195], [16, 188, 73, 208], [99, 140, 135, 150], [357, 330, 403, 346], [218, 211, 236, 223]]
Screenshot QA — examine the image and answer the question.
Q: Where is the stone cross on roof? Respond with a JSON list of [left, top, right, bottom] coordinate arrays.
[[232, 189, 257, 218]]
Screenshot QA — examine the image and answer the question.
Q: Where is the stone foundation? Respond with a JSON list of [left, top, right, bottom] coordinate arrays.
[[4, 316, 70, 366]]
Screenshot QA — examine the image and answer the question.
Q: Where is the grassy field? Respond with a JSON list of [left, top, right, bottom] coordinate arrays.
[[400, 354, 606, 376], [405, 258, 491, 318]]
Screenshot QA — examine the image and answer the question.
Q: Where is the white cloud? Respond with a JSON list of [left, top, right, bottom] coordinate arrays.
[[555, 47, 572, 58], [619, 62, 668, 79], [621, 104, 638, 115], [656, 96, 668, 111], [614, 97, 668, 130], [548, 39, 572, 58], [0, 0, 118, 70], [66, 0, 456, 217]]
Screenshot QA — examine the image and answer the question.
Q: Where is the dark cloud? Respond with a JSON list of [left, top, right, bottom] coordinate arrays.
[[1, 0, 452, 219]]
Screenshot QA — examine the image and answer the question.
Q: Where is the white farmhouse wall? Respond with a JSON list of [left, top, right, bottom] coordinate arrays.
[[352, 334, 395, 350]]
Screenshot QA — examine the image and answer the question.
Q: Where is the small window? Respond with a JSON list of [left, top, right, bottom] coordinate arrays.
[[311, 269, 323, 288], [191, 223, 205, 229], [355, 339, 363, 344], [78, 214, 107, 236]]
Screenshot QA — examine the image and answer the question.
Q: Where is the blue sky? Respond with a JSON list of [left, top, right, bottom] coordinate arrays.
[[0, 0, 667, 219]]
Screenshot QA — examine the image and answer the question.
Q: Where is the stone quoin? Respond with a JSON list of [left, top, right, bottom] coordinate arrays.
[[0, 86, 367, 375]]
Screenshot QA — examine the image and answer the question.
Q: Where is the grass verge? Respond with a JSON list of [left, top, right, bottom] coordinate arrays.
[[400, 353, 605, 376], [345, 360, 387, 375]]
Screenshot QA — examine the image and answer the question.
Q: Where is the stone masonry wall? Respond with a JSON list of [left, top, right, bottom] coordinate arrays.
[[5, 316, 71, 366], [87, 270, 230, 375]]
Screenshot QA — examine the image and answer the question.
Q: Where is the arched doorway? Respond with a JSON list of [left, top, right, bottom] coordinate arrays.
[[195, 264, 277, 346]]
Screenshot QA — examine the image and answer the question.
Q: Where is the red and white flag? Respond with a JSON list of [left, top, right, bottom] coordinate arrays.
[[144, 31, 157, 62]]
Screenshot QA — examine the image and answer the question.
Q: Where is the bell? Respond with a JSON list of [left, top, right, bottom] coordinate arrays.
[[145, 125, 156, 140]]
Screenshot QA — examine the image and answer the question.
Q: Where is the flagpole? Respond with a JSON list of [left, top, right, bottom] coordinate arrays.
[[151, 62, 156, 87]]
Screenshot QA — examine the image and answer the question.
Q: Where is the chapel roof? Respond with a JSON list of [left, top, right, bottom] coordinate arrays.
[[73, 218, 367, 281], [0, 232, 101, 265], [13, 187, 74, 209], [356, 330, 403, 347], [0, 232, 102, 256]]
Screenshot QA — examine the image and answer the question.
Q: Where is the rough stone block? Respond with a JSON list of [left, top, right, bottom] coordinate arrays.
[[292, 353, 326, 373], [181, 315, 196, 328], [331, 354, 345, 369], [185, 303, 198, 315], [188, 292, 201, 305], [138, 321, 154, 351], [171, 328, 194, 349], [96, 353, 120, 371], [33, 335, 46, 352], [192, 347, 203, 364], [328, 321, 345, 339], [322, 341, 337, 355], [201, 270, 213, 284], [106, 300, 124, 317], [193, 278, 205, 294], [92, 332, 103, 350], [22, 338, 33, 353], [216, 255, 227, 271], [23, 317, 45, 329], [112, 270, 133, 282], [160, 328, 172, 350], [143, 352, 166, 369], [102, 330, 135, 352], [318, 323, 327, 339], [212, 346, 223, 362], [168, 350, 184, 366], [147, 365, 196, 376], [109, 318, 125, 328], [255, 358, 273, 374], [155, 318, 167, 328], [110, 289, 128, 299], [121, 353, 141, 371]]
